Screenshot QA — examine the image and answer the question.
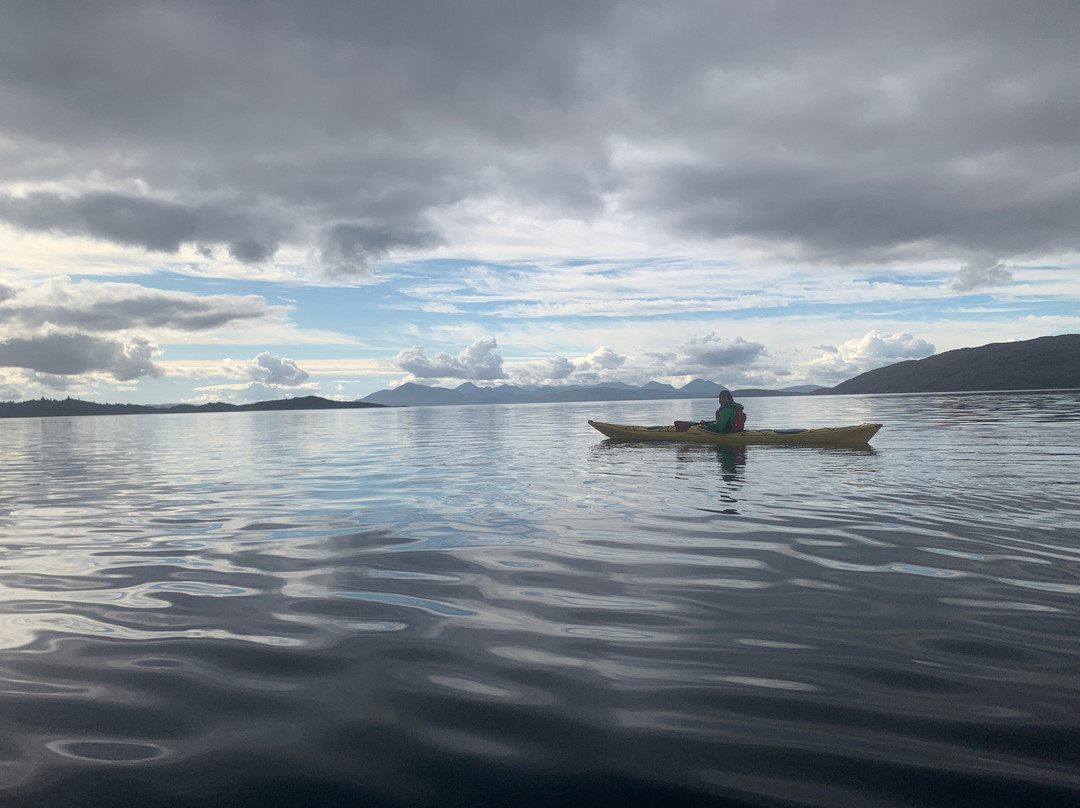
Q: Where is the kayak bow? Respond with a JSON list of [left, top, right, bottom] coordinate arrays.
[[588, 421, 882, 446]]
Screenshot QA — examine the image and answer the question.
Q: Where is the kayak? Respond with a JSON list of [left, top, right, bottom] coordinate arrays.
[[588, 420, 882, 445]]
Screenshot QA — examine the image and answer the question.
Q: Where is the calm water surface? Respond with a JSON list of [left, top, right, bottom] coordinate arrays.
[[1, 393, 1078, 807]]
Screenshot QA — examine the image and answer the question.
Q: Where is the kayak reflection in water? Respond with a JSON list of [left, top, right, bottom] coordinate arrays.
[[718, 446, 747, 477]]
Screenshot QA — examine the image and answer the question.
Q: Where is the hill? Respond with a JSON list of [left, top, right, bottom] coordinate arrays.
[[0, 395, 385, 419], [819, 334, 1080, 394]]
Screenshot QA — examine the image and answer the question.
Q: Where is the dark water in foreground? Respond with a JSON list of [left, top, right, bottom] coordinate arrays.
[[1, 392, 1078, 807]]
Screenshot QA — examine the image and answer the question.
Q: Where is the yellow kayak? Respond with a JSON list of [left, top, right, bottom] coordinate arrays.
[[588, 420, 882, 445]]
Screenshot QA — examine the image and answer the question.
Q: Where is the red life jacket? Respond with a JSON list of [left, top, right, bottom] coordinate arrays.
[[714, 403, 746, 433], [731, 407, 746, 432]]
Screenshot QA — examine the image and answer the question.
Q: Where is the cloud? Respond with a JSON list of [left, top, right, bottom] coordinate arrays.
[[0, 333, 163, 380], [491, 333, 772, 388], [24, 371, 96, 393], [0, 383, 19, 400], [2, 2, 1077, 274], [506, 356, 576, 386], [679, 334, 765, 369], [0, 277, 282, 333], [502, 335, 767, 388], [0, 191, 284, 263], [223, 352, 311, 386], [393, 325, 938, 391], [802, 329, 934, 382], [948, 259, 1013, 292], [394, 338, 506, 381], [538, 356, 576, 380], [0, 278, 318, 392], [419, 301, 465, 314], [579, 346, 626, 371], [313, 223, 441, 278], [538, 346, 630, 385]]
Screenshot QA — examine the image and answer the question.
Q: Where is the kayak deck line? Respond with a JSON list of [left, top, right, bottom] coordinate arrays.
[[587, 421, 883, 445]]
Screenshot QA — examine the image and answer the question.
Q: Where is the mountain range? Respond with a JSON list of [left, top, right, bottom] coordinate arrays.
[[3, 334, 1076, 419], [358, 380, 821, 407]]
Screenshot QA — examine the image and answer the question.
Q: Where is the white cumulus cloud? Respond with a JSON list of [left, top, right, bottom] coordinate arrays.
[[394, 338, 506, 381], [579, 346, 627, 371], [223, 352, 311, 386], [802, 329, 935, 382]]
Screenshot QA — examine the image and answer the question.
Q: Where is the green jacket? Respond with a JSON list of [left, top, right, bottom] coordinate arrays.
[[702, 402, 744, 433]]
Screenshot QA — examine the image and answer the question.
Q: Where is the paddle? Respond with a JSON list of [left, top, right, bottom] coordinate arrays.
[[674, 420, 704, 432]]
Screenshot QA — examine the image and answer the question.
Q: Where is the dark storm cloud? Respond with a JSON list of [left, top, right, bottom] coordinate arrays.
[[0, 191, 283, 262], [1, 1, 1078, 268], [227, 237, 279, 264], [315, 223, 441, 278], [0, 191, 199, 253], [618, 3, 1080, 261], [0, 333, 162, 380]]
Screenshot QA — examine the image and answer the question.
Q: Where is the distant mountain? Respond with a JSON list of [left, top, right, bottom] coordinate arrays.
[[818, 334, 1080, 394], [731, 387, 824, 397], [531, 386, 674, 403], [361, 383, 469, 406], [359, 379, 741, 406], [0, 395, 385, 419], [454, 383, 537, 405], [678, 379, 729, 396]]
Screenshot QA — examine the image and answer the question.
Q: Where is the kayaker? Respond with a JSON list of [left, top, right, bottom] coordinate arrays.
[[699, 390, 745, 433]]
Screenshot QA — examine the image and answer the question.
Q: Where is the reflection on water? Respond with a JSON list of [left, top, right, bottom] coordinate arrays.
[[0, 392, 1078, 807]]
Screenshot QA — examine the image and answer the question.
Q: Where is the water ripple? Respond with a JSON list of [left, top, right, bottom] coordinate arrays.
[[1, 397, 1079, 806]]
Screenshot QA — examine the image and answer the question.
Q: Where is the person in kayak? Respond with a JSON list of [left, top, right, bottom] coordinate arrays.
[[699, 390, 745, 433]]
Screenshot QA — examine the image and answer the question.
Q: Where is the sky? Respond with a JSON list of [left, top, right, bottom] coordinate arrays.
[[1, 0, 1079, 404]]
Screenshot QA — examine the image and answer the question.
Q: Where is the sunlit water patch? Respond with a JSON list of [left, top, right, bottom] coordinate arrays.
[[0, 392, 1078, 806]]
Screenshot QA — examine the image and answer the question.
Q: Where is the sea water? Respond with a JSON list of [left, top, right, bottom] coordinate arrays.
[[0, 392, 1078, 807]]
